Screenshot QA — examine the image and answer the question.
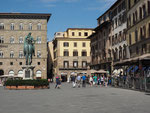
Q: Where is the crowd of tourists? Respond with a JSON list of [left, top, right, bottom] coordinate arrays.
[[54, 74, 111, 89]]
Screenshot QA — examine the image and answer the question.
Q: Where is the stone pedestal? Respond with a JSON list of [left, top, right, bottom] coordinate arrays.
[[22, 65, 35, 80]]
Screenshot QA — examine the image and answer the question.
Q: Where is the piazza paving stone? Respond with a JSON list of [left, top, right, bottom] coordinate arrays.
[[0, 83, 150, 113]]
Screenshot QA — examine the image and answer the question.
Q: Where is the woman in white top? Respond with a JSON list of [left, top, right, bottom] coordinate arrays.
[[89, 76, 93, 86]]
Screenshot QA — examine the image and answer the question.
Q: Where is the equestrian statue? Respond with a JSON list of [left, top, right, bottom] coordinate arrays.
[[24, 33, 36, 65]]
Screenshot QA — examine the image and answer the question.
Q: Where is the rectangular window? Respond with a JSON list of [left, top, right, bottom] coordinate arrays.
[[73, 51, 78, 56], [0, 51, 3, 58], [74, 42, 77, 47], [82, 42, 86, 47], [19, 51, 23, 58], [10, 23, 14, 30], [63, 42, 69, 47], [135, 11, 138, 22], [82, 51, 87, 56], [84, 32, 88, 36], [142, 44, 147, 54], [0, 36, 4, 43], [73, 61, 78, 68], [64, 61, 69, 68], [37, 51, 41, 58], [128, 0, 131, 9], [0, 62, 2, 65], [139, 7, 142, 19], [38, 62, 40, 65], [0, 23, 4, 30], [143, 25, 146, 38], [64, 51, 69, 56], [10, 51, 14, 58], [19, 62, 22, 65], [143, 4, 146, 18], [133, 13, 135, 24], [72, 32, 75, 36], [129, 34, 132, 45], [82, 61, 87, 68], [140, 27, 143, 40], [10, 62, 13, 65], [135, 30, 138, 42], [79, 32, 81, 36]]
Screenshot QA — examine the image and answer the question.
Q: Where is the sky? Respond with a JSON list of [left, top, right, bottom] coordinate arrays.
[[0, 0, 117, 41]]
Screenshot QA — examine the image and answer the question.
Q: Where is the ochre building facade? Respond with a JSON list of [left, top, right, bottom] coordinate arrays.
[[53, 28, 93, 82]]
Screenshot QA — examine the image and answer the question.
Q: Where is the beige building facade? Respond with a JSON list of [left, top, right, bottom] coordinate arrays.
[[127, 0, 150, 58], [53, 28, 93, 82], [89, 9, 112, 74], [0, 13, 51, 79]]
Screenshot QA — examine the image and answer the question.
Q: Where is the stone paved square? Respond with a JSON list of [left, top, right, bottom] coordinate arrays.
[[0, 83, 150, 113]]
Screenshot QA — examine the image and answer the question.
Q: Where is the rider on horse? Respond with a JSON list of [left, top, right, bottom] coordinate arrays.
[[24, 33, 36, 65]]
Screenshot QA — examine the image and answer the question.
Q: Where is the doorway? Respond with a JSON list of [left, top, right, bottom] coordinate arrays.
[[0, 70, 4, 76]]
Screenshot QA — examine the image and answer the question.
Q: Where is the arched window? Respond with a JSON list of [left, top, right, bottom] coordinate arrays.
[[28, 23, 32, 30], [0, 36, 4, 43], [9, 70, 14, 76], [18, 70, 23, 77], [0, 23, 4, 30], [119, 46, 122, 60], [19, 37, 23, 43], [36, 70, 42, 78], [19, 51, 23, 58], [10, 37, 15, 43], [37, 37, 41, 44], [123, 45, 127, 59], [37, 23, 41, 30], [10, 23, 14, 30], [19, 23, 23, 30], [10, 51, 14, 58], [37, 51, 41, 58], [0, 51, 3, 58]]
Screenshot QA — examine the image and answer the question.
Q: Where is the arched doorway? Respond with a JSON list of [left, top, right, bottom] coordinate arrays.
[[18, 70, 23, 77], [9, 70, 14, 76], [0, 70, 4, 76], [36, 70, 42, 79]]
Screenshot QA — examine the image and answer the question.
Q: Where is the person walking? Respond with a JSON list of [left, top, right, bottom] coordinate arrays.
[[101, 76, 104, 86], [89, 76, 93, 87], [55, 76, 61, 89], [93, 75, 97, 86], [82, 75, 86, 87], [76, 74, 81, 88], [72, 75, 76, 88], [105, 77, 108, 87]]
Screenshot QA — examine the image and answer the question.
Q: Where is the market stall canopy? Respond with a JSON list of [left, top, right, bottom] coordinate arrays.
[[81, 71, 87, 74], [95, 69, 107, 73], [0, 75, 14, 78], [90, 69, 97, 73]]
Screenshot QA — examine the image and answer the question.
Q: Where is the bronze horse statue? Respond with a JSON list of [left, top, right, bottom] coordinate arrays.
[[24, 33, 36, 65]]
